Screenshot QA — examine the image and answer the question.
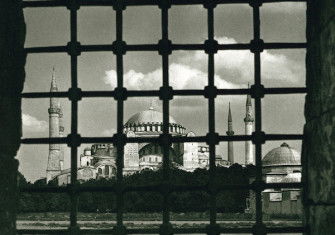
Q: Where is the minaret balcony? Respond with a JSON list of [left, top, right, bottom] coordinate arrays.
[[226, 130, 234, 136], [244, 116, 254, 122], [48, 107, 61, 114]]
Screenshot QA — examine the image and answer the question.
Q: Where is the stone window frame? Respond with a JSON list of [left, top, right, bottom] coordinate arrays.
[[19, 0, 307, 234], [269, 191, 283, 202], [290, 190, 300, 201]]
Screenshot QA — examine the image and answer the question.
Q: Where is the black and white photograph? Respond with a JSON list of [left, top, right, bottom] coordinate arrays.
[[0, 0, 334, 234]]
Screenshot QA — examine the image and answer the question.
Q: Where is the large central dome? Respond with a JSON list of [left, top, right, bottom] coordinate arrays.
[[125, 107, 177, 125]]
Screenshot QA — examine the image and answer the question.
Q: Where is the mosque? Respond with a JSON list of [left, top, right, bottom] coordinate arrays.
[[46, 71, 237, 184], [45, 71, 302, 215]]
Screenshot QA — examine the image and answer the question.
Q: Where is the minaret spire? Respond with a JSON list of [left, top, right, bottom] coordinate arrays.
[[244, 84, 254, 165], [149, 99, 154, 110], [47, 67, 61, 183], [246, 84, 252, 107], [58, 102, 64, 171], [51, 67, 57, 92], [226, 102, 234, 164], [228, 102, 232, 122]]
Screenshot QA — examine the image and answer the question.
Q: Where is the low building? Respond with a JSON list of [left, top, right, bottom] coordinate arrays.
[[248, 143, 302, 216]]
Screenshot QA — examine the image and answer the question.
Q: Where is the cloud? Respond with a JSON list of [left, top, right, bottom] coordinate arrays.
[[22, 114, 48, 132], [105, 37, 303, 89], [104, 63, 244, 110], [104, 63, 240, 90], [181, 36, 304, 84], [105, 68, 161, 90], [103, 35, 303, 109]]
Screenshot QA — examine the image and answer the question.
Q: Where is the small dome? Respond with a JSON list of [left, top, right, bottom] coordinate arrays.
[[125, 107, 177, 125], [262, 143, 301, 167]]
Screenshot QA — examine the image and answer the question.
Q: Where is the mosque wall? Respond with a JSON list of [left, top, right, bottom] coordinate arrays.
[[124, 131, 140, 172], [263, 190, 302, 216]]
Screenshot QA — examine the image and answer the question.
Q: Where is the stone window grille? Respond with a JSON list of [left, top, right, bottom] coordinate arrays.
[[19, 0, 307, 234]]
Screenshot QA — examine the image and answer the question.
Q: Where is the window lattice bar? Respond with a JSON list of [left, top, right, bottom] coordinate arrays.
[[20, 87, 307, 99], [20, 182, 304, 194], [22, 0, 307, 8], [21, 133, 305, 145], [114, 2, 126, 231], [159, 1, 172, 230], [16, 226, 308, 235], [68, 2, 80, 232], [23, 42, 307, 54]]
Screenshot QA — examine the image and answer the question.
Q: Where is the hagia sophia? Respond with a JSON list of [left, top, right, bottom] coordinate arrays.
[[46, 70, 302, 215]]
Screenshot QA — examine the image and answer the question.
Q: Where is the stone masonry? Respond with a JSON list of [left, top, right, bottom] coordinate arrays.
[[0, 0, 26, 234], [303, 0, 335, 234]]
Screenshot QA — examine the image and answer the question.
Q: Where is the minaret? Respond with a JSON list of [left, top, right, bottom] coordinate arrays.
[[244, 86, 254, 165], [46, 68, 61, 183], [149, 99, 155, 110], [226, 102, 234, 164], [58, 102, 64, 171]]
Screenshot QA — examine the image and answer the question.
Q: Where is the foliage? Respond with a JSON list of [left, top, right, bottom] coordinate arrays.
[[18, 164, 256, 213]]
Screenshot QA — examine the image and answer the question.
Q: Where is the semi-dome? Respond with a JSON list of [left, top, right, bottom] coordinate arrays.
[[125, 107, 177, 125], [262, 143, 301, 167]]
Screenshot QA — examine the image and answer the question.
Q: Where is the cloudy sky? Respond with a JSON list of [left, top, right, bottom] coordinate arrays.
[[19, 2, 306, 182]]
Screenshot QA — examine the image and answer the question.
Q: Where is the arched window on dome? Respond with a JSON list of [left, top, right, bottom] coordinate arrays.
[[98, 168, 102, 175], [105, 166, 109, 176], [111, 167, 116, 175]]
